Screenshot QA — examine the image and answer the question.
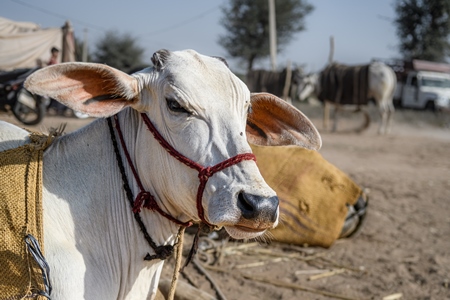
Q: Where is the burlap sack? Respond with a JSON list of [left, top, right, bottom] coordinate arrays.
[[251, 144, 362, 248], [0, 131, 56, 299]]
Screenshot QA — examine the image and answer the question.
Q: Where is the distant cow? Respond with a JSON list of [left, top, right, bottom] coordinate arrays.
[[297, 62, 396, 134]]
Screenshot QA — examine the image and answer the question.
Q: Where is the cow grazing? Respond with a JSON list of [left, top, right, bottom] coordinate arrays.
[[297, 61, 396, 134], [0, 49, 321, 299]]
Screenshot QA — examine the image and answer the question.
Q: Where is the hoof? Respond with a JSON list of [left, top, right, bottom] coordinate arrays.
[[339, 190, 369, 239]]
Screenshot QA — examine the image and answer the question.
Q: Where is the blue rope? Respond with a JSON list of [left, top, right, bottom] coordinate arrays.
[[25, 234, 52, 299]]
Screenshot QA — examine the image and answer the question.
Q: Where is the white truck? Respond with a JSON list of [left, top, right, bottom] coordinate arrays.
[[394, 70, 450, 111]]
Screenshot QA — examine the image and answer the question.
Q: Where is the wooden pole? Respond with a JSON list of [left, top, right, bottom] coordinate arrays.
[[269, 0, 277, 71], [82, 29, 88, 62], [328, 35, 335, 65], [282, 60, 292, 102]]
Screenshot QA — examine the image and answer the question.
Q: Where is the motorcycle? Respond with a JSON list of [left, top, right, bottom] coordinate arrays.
[[0, 67, 47, 125], [47, 98, 89, 119]]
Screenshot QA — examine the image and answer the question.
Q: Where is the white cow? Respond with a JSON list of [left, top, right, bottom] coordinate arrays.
[[0, 49, 321, 299], [297, 61, 396, 134]]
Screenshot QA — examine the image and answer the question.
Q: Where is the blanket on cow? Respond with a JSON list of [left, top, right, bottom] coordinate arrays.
[[0, 130, 58, 300], [251, 144, 362, 248], [246, 69, 290, 98], [319, 63, 370, 106]]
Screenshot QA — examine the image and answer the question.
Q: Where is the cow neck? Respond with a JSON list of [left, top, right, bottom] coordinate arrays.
[[107, 116, 181, 261], [111, 114, 192, 227]]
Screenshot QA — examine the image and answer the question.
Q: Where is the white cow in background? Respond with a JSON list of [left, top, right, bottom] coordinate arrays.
[[297, 61, 396, 135], [0, 49, 321, 299]]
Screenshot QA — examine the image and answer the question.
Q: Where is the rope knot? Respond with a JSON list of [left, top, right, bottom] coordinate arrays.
[[144, 245, 174, 261], [198, 166, 213, 181], [143, 194, 159, 212], [133, 191, 151, 213]]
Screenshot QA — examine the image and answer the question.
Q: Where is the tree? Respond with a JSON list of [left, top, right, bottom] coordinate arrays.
[[93, 31, 145, 72], [394, 0, 450, 62], [219, 0, 313, 72]]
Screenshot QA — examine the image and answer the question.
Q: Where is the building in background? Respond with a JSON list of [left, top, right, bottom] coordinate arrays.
[[0, 17, 75, 71]]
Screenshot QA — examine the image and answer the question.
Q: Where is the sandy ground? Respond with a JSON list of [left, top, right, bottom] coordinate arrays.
[[2, 104, 449, 300]]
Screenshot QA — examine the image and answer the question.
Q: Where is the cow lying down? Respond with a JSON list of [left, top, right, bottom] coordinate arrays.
[[0, 49, 321, 299], [252, 144, 368, 248]]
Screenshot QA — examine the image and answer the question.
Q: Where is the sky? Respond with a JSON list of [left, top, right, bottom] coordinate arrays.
[[3, 0, 399, 73]]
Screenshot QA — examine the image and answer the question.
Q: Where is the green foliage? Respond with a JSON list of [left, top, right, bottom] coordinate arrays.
[[93, 31, 145, 72], [219, 0, 313, 71], [394, 0, 450, 62]]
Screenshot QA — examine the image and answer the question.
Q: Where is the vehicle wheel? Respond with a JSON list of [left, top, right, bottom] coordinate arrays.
[[425, 101, 436, 111], [12, 88, 46, 125]]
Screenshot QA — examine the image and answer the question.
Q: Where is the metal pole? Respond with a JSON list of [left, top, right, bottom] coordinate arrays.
[[268, 0, 277, 71]]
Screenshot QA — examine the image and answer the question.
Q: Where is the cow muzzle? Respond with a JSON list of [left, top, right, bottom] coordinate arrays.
[[222, 192, 279, 239], [237, 192, 279, 224]]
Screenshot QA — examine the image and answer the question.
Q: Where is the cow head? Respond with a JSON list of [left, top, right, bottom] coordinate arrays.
[[25, 49, 321, 240], [295, 72, 320, 101]]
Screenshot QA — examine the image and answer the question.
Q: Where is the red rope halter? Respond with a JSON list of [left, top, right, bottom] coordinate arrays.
[[113, 113, 256, 228]]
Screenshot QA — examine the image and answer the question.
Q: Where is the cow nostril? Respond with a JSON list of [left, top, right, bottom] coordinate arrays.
[[237, 192, 257, 220], [237, 192, 279, 221]]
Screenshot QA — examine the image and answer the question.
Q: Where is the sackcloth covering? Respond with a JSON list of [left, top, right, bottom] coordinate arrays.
[[319, 63, 370, 106], [251, 144, 362, 248], [0, 130, 57, 299]]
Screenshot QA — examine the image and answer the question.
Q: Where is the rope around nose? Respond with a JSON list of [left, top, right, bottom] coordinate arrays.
[[140, 113, 256, 227], [195, 153, 256, 227]]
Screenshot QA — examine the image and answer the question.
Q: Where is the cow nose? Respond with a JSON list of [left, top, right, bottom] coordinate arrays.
[[237, 192, 279, 222]]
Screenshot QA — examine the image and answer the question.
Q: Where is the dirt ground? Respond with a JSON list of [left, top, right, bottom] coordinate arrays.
[[2, 103, 449, 300]]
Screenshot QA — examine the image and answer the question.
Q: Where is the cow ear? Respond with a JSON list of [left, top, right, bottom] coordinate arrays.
[[246, 93, 322, 150], [25, 62, 141, 117]]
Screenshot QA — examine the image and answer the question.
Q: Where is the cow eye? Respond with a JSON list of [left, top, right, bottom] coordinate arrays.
[[166, 98, 188, 113], [247, 104, 253, 114]]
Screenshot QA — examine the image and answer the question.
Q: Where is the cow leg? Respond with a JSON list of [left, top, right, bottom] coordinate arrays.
[[378, 101, 393, 135], [378, 103, 387, 135], [332, 104, 340, 132], [323, 101, 330, 131], [385, 101, 395, 134]]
